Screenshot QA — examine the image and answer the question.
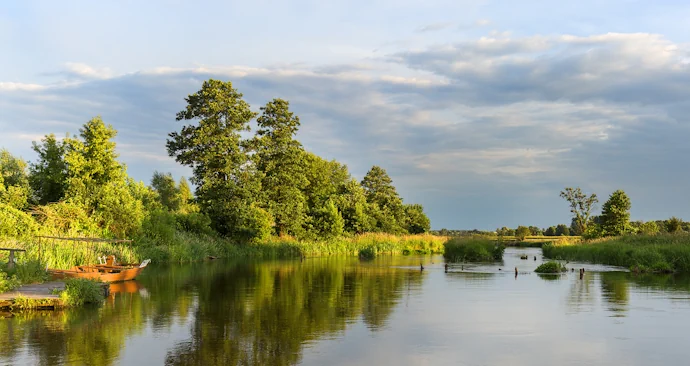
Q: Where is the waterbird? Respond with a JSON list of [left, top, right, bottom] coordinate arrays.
[[534, 256, 537, 261], [420, 263, 424, 271]]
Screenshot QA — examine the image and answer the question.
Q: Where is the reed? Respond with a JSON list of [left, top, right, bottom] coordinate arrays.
[[443, 237, 505, 262], [542, 234, 690, 273]]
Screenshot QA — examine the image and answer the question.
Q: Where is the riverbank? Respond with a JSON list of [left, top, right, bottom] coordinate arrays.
[[542, 234, 690, 273]]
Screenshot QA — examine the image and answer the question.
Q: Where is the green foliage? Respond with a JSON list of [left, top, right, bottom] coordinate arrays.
[[497, 227, 515, 236], [543, 234, 690, 273], [175, 212, 213, 235], [335, 179, 375, 234], [666, 216, 683, 233], [0, 149, 32, 209], [544, 226, 557, 236], [582, 223, 605, 239], [167, 79, 261, 238], [404, 204, 431, 234], [141, 210, 177, 246], [178, 177, 196, 213], [560, 187, 598, 234], [600, 189, 631, 236], [534, 261, 567, 273], [358, 246, 376, 260], [515, 226, 531, 240], [308, 199, 345, 238], [0, 202, 38, 237], [151, 171, 182, 211], [0, 271, 20, 293], [639, 221, 660, 235], [555, 224, 570, 236], [29, 133, 68, 204], [443, 238, 505, 262], [59, 278, 105, 306], [528, 226, 542, 236]]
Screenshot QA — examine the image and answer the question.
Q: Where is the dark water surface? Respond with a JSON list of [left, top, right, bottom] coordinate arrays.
[[2, 248, 690, 365]]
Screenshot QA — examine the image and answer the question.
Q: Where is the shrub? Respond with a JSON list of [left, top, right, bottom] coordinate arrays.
[[59, 278, 105, 306], [443, 238, 504, 262], [175, 212, 213, 235], [0, 271, 20, 293], [358, 246, 376, 260], [535, 261, 567, 273]]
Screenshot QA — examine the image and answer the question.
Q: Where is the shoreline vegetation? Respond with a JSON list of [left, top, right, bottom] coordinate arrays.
[[0, 78, 440, 295]]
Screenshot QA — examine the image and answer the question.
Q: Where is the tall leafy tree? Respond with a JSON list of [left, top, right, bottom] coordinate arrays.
[[178, 176, 196, 212], [559, 187, 598, 234], [62, 117, 143, 237], [515, 225, 530, 240], [334, 178, 374, 234], [252, 98, 308, 236], [0, 149, 32, 209], [167, 79, 262, 238], [151, 171, 181, 211], [361, 166, 405, 232], [600, 189, 631, 236], [403, 204, 431, 234], [29, 133, 68, 204], [555, 224, 570, 236]]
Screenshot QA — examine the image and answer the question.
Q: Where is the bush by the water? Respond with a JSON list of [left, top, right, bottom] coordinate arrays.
[[534, 261, 567, 273], [443, 238, 505, 262], [543, 234, 690, 273], [59, 278, 105, 306], [358, 246, 376, 260], [0, 271, 20, 293]]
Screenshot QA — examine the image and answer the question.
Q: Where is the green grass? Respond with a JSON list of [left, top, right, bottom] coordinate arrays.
[[534, 261, 568, 273], [59, 278, 105, 307], [542, 234, 690, 273], [443, 238, 505, 262]]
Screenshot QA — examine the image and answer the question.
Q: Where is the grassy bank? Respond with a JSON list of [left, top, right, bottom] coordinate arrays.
[[542, 234, 690, 273], [1, 232, 446, 273], [443, 237, 505, 262]]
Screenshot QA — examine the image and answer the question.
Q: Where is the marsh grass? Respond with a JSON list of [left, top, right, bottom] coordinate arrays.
[[543, 234, 690, 273], [534, 261, 568, 273], [443, 238, 505, 262]]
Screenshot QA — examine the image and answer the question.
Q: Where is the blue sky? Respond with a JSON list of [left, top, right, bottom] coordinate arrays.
[[2, 0, 690, 230]]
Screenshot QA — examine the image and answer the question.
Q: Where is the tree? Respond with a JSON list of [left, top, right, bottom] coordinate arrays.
[[544, 226, 557, 236], [335, 179, 375, 234], [515, 226, 530, 240], [29, 133, 68, 204], [497, 227, 515, 237], [666, 216, 682, 233], [309, 198, 344, 238], [178, 176, 197, 213], [600, 189, 631, 236], [638, 221, 659, 236], [361, 166, 405, 232], [151, 171, 182, 211], [528, 226, 542, 236], [252, 99, 308, 236], [403, 204, 431, 234], [167, 79, 260, 239], [0, 149, 32, 209], [555, 224, 570, 236], [560, 187, 598, 234]]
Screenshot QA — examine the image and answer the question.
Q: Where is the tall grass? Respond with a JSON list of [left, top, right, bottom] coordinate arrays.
[[1, 232, 446, 271], [542, 234, 690, 273], [443, 237, 505, 262]]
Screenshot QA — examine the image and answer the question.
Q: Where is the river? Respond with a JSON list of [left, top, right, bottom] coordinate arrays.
[[1, 247, 689, 365]]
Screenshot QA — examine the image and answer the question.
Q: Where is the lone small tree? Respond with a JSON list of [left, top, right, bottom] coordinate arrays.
[[515, 226, 530, 241], [600, 189, 631, 236], [560, 187, 598, 234]]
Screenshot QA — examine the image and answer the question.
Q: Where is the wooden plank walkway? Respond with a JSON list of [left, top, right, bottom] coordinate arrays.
[[0, 281, 66, 309]]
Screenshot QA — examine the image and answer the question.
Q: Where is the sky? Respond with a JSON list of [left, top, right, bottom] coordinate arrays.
[[1, 0, 689, 230]]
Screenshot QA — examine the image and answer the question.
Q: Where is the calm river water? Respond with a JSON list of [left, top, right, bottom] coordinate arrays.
[[2, 247, 690, 365]]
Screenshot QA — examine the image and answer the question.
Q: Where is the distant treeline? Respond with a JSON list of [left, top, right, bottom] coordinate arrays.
[[433, 187, 687, 240]]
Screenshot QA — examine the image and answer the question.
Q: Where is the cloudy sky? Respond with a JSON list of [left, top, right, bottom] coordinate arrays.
[[1, 0, 689, 230]]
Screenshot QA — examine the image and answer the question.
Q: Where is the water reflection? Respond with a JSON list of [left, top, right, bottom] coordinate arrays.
[[2, 250, 690, 366]]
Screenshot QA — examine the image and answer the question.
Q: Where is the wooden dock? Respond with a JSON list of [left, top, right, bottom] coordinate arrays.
[[0, 281, 66, 310]]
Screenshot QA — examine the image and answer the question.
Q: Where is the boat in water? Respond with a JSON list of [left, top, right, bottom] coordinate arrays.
[[37, 236, 151, 283], [48, 259, 151, 282]]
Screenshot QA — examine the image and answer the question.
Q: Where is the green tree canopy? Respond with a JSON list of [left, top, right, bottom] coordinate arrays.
[[167, 79, 261, 239], [0, 149, 32, 209], [29, 133, 68, 204], [600, 189, 631, 236], [515, 226, 530, 240], [151, 171, 182, 211]]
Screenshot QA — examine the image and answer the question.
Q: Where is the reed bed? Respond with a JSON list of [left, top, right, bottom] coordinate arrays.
[[542, 234, 690, 273], [443, 237, 505, 262]]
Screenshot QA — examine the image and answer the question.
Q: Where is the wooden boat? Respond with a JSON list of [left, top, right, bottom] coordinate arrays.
[[48, 259, 150, 283]]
